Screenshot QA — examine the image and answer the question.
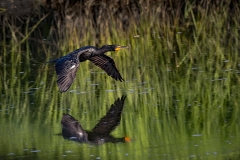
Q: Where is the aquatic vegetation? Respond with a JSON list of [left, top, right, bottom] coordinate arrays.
[[0, 0, 240, 159]]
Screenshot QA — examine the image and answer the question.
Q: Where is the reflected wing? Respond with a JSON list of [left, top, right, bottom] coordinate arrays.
[[89, 55, 124, 81], [55, 57, 80, 92], [92, 96, 127, 135], [61, 114, 87, 141]]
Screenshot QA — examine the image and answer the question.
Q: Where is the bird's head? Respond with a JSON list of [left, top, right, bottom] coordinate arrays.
[[101, 45, 129, 51]]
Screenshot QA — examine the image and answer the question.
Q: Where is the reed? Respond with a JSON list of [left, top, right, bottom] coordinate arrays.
[[0, 1, 240, 159]]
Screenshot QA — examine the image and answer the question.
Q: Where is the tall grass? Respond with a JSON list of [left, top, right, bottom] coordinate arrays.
[[0, 1, 240, 159]]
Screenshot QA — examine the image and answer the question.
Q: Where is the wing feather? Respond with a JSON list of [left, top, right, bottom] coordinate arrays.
[[61, 114, 87, 142], [89, 55, 124, 81], [55, 57, 80, 92], [92, 96, 126, 135]]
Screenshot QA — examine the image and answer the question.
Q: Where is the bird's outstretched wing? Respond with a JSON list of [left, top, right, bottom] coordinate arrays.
[[55, 57, 80, 92], [92, 95, 127, 135], [61, 114, 87, 141], [89, 55, 124, 81]]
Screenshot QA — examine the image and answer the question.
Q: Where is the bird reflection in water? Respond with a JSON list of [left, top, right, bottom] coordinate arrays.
[[61, 96, 130, 144]]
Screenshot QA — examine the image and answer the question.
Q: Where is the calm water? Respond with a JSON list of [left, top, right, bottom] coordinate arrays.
[[1, 13, 240, 160]]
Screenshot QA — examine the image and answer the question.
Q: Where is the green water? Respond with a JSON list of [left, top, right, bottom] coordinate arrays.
[[1, 5, 240, 160]]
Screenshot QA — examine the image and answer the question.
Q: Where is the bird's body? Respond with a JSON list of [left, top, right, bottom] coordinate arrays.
[[49, 45, 128, 92]]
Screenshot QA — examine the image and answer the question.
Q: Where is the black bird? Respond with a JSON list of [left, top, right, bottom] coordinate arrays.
[[61, 96, 130, 144], [49, 45, 128, 92]]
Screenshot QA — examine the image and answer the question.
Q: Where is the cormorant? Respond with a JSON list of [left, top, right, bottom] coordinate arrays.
[[61, 96, 130, 144], [49, 45, 128, 92]]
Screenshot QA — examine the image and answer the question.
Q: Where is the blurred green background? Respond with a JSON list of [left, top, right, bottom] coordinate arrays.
[[0, 0, 240, 159]]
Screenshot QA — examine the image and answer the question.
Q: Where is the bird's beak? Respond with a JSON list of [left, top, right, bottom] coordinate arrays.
[[115, 46, 129, 51], [124, 136, 131, 142]]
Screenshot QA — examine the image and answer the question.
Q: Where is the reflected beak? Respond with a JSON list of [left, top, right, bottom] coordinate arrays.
[[124, 136, 131, 142], [115, 46, 129, 51]]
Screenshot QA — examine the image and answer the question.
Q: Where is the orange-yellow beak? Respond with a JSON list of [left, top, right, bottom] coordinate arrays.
[[124, 136, 131, 142], [115, 46, 129, 51]]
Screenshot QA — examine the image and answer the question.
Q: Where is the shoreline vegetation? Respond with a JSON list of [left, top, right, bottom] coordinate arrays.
[[0, 0, 239, 43], [1, 0, 240, 100], [0, 0, 239, 72], [0, 0, 239, 119]]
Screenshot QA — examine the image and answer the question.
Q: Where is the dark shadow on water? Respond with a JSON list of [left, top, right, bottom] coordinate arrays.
[[61, 95, 130, 145]]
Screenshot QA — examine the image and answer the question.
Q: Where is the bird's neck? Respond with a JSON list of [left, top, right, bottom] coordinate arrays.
[[95, 47, 113, 55]]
